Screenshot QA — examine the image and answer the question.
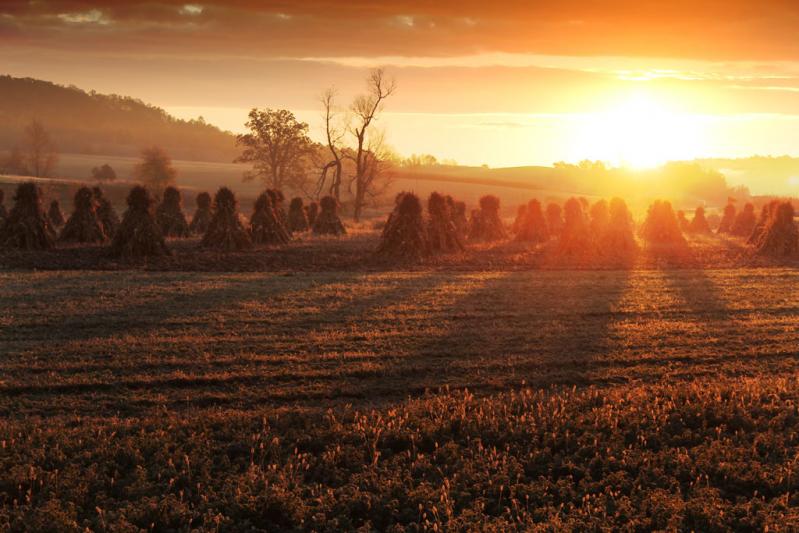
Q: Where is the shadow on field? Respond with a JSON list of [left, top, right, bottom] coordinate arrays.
[[349, 268, 633, 403], [661, 268, 730, 318], [3, 272, 367, 346], [659, 267, 741, 368], [639, 241, 698, 269], [0, 272, 463, 415], [0, 235, 377, 272], [265, 272, 451, 343]]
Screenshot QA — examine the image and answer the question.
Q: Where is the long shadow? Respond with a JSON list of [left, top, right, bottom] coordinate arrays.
[[657, 267, 799, 384], [660, 268, 731, 319], [658, 267, 749, 375], [2, 271, 367, 348], [0, 272, 461, 417], [639, 241, 697, 270], [12, 268, 799, 419], [262, 272, 450, 341], [337, 268, 633, 407]]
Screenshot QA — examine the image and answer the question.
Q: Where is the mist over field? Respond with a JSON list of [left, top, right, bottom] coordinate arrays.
[[3, 1, 799, 530]]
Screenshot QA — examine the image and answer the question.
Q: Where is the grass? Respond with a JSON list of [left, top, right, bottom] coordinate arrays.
[[3, 264, 799, 529]]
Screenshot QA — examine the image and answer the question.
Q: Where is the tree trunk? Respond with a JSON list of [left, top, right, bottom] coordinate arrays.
[[353, 184, 365, 222], [332, 161, 342, 201]]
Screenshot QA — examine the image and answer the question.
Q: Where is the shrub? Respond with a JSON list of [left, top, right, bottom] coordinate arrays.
[[748, 201, 778, 245], [155, 186, 189, 238], [189, 192, 213, 235], [546, 202, 564, 237], [558, 197, 592, 254], [515, 199, 549, 243], [687, 206, 711, 234], [376, 192, 430, 261], [600, 197, 637, 255], [754, 201, 798, 258], [250, 192, 290, 245], [589, 199, 610, 239], [269, 190, 290, 234], [731, 202, 757, 238], [313, 196, 346, 236], [110, 186, 170, 258], [468, 195, 506, 242], [641, 200, 685, 246], [451, 200, 468, 241], [288, 197, 310, 233], [427, 192, 463, 253], [59, 186, 107, 243], [0, 189, 6, 222], [0, 182, 54, 249], [48, 199, 65, 228], [93, 187, 120, 238], [717, 201, 736, 234], [202, 187, 253, 250], [306, 201, 319, 228], [512, 204, 527, 234], [676, 210, 690, 232]]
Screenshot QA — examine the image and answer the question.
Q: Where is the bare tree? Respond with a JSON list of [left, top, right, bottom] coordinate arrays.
[[23, 120, 58, 178], [134, 146, 177, 195], [355, 129, 395, 210], [317, 88, 345, 201], [347, 69, 396, 221], [235, 108, 313, 191]]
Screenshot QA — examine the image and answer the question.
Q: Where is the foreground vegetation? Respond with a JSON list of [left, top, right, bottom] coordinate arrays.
[[3, 379, 799, 530], [3, 268, 799, 529]]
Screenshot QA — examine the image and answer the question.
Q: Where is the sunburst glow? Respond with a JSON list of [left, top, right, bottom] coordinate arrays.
[[573, 92, 709, 169]]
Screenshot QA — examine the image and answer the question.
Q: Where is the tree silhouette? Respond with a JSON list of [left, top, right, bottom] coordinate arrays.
[[134, 147, 177, 195], [22, 120, 58, 178], [91, 163, 117, 183], [317, 89, 345, 201], [348, 69, 396, 222], [235, 108, 313, 191]]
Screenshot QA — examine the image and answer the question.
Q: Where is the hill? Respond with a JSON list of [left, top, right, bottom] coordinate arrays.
[[693, 156, 799, 196], [0, 75, 238, 162], [0, 75, 770, 212], [393, 160, 747, 212]]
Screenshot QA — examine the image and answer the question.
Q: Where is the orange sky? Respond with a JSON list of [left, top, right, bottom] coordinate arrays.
[[2, 1, 799, 178]]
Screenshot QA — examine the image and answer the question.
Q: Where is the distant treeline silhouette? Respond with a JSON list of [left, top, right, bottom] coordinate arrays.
[[0, 76, 237, 162]]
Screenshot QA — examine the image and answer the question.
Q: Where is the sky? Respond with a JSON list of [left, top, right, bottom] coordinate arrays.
[[3, 0, 799, 171]]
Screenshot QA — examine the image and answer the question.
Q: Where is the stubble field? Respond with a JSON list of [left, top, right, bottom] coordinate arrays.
[[3, 253, 799, 530]]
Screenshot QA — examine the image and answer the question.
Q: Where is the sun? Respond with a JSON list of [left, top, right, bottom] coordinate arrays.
[[573, 92, 708, 169]]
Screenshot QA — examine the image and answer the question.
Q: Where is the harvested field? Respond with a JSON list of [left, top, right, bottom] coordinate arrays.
[[4, 267, 799, 417], [3, 266, 799, 529], [5, 267, 799, 417]]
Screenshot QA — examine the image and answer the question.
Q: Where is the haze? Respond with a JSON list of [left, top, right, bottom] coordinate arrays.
[[3, 1, 799, 177]]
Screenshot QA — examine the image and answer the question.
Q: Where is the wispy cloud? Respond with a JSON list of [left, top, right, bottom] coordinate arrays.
[[3, 1, 799, 61]]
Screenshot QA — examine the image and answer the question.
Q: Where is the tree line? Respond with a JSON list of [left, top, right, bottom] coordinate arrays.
[[0, 76, 237, 162], [235, 68, 399, 222]]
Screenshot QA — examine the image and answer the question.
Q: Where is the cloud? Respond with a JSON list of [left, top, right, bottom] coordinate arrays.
[[3, 0, 799, 129], [2, 1, 799, 61], [57, 9, 110, 25], [475, 121, 528, 129]]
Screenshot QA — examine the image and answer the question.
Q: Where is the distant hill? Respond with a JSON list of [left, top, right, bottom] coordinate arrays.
[[0, 75, 238, 162], [393, 160, 746, 211], [693, 156, 799, 196], [0, 75, 778, 210]]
